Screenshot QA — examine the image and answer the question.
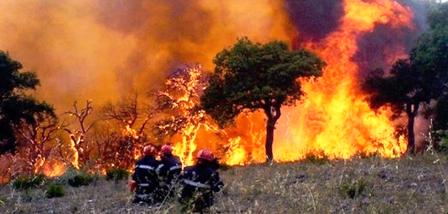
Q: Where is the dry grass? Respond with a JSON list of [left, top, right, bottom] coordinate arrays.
[[0, 154, 447, 213]]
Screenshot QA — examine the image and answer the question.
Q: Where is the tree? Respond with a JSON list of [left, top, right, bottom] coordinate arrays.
[[201, 38, 325, 162], [412, 3, 448, 130], [363, 60, 430, 153], [15, 113, 65, 173], [101, 94, 150, 137], [63, 100, 95, 168], [152, 65, 209, 138], [364, 3, 448, 153], [0, 51, 54, 154]]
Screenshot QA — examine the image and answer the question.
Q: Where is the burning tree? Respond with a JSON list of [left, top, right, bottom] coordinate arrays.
[[63, 100, 95, 169], [363, 60, 430, 153], [152, 65, 212, 164], [201, 38, 325, 162], [102, 94, 150, 137], [99, 94, 150, 169], [364, 3, 448, 153], [14, 112, 64, 174]]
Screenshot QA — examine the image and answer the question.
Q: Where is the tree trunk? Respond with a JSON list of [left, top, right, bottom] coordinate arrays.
[[407, 113, 415, 154], [263, 103, 281, 163], [265, 118, 275, 163], [406, 103, 419, 154]]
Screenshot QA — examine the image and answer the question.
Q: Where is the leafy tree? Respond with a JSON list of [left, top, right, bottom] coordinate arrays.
[[413, 3, 448, 130], [0, 51, 54, 154], [363, 60, 430, 153], [201, 38, 325, 162]]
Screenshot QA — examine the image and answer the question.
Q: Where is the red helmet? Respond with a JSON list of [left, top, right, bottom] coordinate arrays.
[[196, 149, 214, 161], [143, 145, 156, 156], [161, 144, 173, 155]]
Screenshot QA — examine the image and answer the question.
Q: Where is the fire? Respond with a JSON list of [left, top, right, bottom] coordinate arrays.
[[169, 0, 413, 165], [42, 160, 66, 177], [0, 0, 418, 180], [270, 0, 413, 161]]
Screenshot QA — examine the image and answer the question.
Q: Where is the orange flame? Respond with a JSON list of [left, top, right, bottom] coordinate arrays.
[[272, 0, 412, 161], [170, 0, 413, 165]]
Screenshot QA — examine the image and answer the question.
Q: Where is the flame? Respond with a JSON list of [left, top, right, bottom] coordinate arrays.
[[169, 0, 413, 165], [67, 135, 80, 169], [0, 0, 417, 179], [268, 0, 412, 162], [124, 125, 139, 140], [42, 160, 66, 177]]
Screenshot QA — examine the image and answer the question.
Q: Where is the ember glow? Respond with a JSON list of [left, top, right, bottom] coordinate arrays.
[[0, 0, 419, 180]]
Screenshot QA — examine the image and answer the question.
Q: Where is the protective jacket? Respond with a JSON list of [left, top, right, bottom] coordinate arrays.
[[157, 154, 182, 185], [179, 163, 224, 211], [132, 155, 161, 204]]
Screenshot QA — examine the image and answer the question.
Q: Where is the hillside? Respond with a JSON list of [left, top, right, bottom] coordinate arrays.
[[1, 154, 447, 213]]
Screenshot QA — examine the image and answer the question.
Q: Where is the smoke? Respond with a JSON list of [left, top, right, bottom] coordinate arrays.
[[354, 0, 428, 78], [284, 0, 344, 42], [0, 0, 292, 111]]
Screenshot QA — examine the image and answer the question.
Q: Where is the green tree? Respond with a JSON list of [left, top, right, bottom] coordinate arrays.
[[413, 3, 448, 130], [0, 51, 54, 154], [201, 38, 325, 162], [363, 60, 430, 153]]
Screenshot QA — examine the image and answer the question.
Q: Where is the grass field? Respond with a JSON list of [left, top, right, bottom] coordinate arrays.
[[0, 154, 447, 213]]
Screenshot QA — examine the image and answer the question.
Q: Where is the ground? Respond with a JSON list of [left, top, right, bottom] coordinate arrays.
[[0, 154, 447, 214]]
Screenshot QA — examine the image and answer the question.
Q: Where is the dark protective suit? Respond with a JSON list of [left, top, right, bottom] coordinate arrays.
[[155, 154, 182, 201], [132, 155, 161, 204], [179, 162, 224, 212]]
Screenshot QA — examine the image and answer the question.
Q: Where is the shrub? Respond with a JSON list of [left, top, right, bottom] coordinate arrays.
[[12, 174, 46, 190], [339, 178, 370, 199], [437, 136, 448, 154], [56, 167, 96, 187], [106, 168, 130, 181], [304, 154, 329, 165], [68, 172, 94, 187], [45, 184, 65, 198]]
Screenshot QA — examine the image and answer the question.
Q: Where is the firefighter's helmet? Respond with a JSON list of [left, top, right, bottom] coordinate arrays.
[[161, 144, 173, 155], [143, 145, 156, 156], [196, 149, 214, 161]]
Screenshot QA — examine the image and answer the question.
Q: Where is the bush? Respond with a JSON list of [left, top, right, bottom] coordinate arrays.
[[68, 172, 94, 187], [12, 174, 46, 190], [437, 136, 448, 154], [304, 154, 329, 165], [106, 168, 130, 181], [339, 178, 370, 199], [46, 184, 65, 198]]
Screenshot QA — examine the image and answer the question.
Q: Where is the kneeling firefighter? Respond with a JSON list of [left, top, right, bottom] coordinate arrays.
[[129, 145, 161, 204], [179, 149, 224, 212], [155, 144, 182, 200]]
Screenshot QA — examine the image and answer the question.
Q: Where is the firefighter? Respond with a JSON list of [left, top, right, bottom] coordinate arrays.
[[155, 144, 182, 201], [179, 149, 224, 212], [130, 145, 161, 204]]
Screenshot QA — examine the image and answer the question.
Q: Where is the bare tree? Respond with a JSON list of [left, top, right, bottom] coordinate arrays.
[[101, 94, 151, 137], [63, 100, 95, 168], [15, 113, 65, 173]]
